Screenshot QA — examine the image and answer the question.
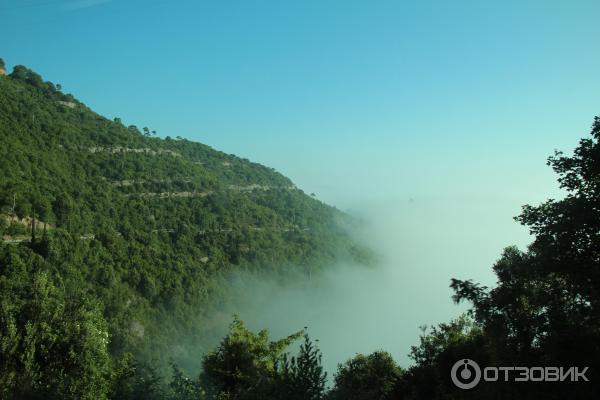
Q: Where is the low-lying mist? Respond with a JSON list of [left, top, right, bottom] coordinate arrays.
[[178, 195, 533, 377]]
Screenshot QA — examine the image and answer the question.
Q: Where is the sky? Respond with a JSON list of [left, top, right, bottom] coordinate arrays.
[[1, 0, 598, 208], [2, 0, 600, 368]]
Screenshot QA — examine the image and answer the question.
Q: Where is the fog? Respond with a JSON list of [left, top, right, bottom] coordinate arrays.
[[198, 193, 535, 377]]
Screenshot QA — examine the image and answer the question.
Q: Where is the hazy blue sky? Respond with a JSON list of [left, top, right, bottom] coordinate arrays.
[[2, 1, 599, 210]]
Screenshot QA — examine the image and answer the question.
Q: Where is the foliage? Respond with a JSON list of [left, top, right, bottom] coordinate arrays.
[[200, 316, 303, 399], [396, 117, 600, 398], [0, 61, 364, 399], [274, 335, 327, 400], [169, 363, 204, 400], [0, 246, 111, 399], [109, 353, 166, 400], [327, 351, 403, 400]]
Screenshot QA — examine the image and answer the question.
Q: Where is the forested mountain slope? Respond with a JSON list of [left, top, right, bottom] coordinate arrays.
[[0, 63, 367, 398]]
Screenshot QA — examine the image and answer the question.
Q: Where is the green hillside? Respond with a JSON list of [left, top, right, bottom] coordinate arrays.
[[0, 63, 367, 398]]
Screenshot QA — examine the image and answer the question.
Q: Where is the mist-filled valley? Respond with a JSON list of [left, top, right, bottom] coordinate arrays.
[[206, 195, 534, 375]]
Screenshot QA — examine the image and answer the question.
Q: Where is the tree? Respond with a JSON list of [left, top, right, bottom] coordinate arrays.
[[0, 266, 111, 400], [109, 354, 166, 400], [52, 192, 74, 228], [169, 363, 203, 400], [328, 351, 403, 400], [275, 334, 327, 400], [518, 116, 600, 308], [10, 65, 44, 88], [397, 315, 488, 399], [128, 125, 140, 134], [200, 316, 303, 399], [448, 116, 600, 398]]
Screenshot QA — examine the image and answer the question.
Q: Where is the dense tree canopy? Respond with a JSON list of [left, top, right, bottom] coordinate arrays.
[[0, 62, 366, 399], [0, 247, 111, 400], [327, 351, 403, 400]]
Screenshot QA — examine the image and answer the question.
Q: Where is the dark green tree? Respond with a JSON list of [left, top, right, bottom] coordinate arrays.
[[109, 353, 166, 400], [328, 351, 403, 400], [0, 267, 111, 400], [446, 116, 600, 398], [200, 316, 303, 400], [169, 363, 204, 400], [274, 334, 327, 400]]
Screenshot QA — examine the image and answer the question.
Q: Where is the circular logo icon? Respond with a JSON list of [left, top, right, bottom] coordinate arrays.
[[451, 359, 481, 389]]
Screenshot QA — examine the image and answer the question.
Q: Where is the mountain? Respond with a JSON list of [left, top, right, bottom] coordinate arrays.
[[0, 62, 368, 397]]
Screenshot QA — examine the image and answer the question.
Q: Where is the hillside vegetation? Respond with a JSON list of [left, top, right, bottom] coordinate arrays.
[[0, 62, 367, 399]]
